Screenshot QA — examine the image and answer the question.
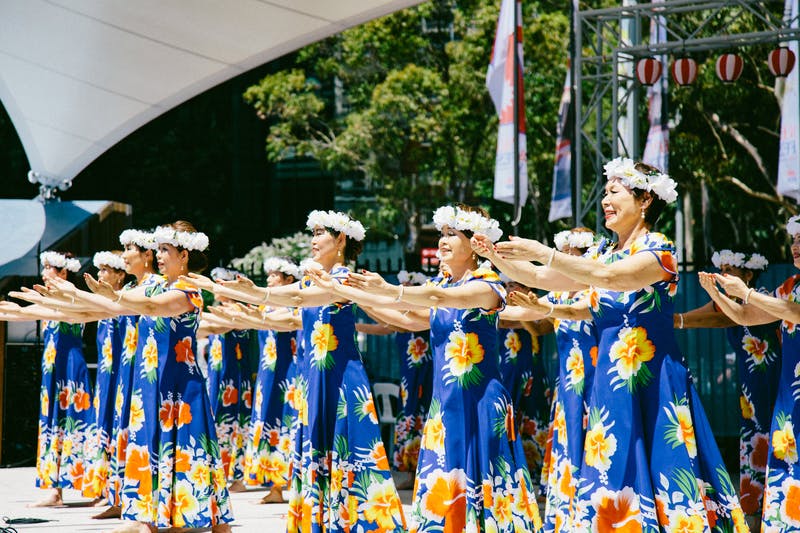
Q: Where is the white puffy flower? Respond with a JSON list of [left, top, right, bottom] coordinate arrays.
[[93, 251, 126, 271], [787, 215, 800, 237], [263, 257, 302, 279], [298, 258, 322, 273], [744, 253, 768, 271], [603, 156, 677, 203], [711, 249, 745, 269], [119, 229, 158, 250], [40, 251, 81, 272], [432, 205, 503, 243], [553, 231, 571, 252], [569, 231, 595, 250], [397, 270, 427, 286], [305, 210, 366, 241], [210, 267, 241, 281], [153, 226, 209, 251]]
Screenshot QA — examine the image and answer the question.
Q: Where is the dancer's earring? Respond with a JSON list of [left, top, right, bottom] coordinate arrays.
[[641, 208, 646, 220]]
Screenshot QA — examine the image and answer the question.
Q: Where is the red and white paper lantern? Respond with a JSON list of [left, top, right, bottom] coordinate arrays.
[[636, 57, 663, 85], [716, 53, 744, 82], [670, 57, 698, 85], [768, 47, 796, 77]]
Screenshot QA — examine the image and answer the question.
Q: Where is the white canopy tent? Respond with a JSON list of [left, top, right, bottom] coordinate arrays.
[[0, 0, 424, 188]]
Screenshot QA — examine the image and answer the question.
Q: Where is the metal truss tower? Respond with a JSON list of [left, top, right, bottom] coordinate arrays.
[[574, 0, 800, 225]]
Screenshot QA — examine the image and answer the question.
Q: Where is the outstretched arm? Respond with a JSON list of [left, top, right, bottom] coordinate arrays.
[[508, 290, 592, 321], [698, 273, 776, 326], [183, 272, 345, 308], [360, 305, 430, 332], [676, 300, 735, 329], [713, 273, 800, 324], [471, 235, 585, 291]]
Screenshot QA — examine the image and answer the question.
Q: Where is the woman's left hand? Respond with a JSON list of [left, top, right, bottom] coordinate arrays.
[[508, 290, 550, 314], [494, 236, 551, 263], [306, 268, 336, 291]]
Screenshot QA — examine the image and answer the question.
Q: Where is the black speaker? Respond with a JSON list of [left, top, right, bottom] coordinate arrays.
[[1, 343, 41, 466]]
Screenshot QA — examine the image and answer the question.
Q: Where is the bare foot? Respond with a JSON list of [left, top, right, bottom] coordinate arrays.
[[92, 496, 109, 507], [228, 479, 246, 493], [108, 522, 157, 533], [212, 523, 232, 533], [258, 487, 285, 504], [93, 505, 122, 519], [28, 489, 63, 507]]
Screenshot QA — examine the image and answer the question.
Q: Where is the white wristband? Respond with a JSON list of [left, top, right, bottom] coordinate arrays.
[[744, 288, 754, 305], [394, 284, 405, 303], [547, 248, 557, 268], [678, 313, 684, 329], [544, 299, 554, 317]]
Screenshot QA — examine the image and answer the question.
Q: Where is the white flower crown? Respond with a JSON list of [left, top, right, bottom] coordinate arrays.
[[306, 210, 366, 241], [553, 230, 595, 252], [603, 157, 678, 204], [153, 226, 209, 252], [299, 258, 322, 273], [93, 251, 126, 271], [397, 270, 428, 285], [432, 205, 503, 243], [210, 267, 242, 282], [744, 253, 769, 271], [40, 251, 81, 272], [711, 250, 746, 269], [263, 257, 303, 280], [711, 249, 768, 271], [119, 229, 158, 250], [787, 215, 800, 237]]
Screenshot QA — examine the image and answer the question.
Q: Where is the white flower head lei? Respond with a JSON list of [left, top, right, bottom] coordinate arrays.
[[711, 250, 746, 269], [264, 257, 303, 280], [119, 229, 158, 250], [787, 215, 800, 237], [93, 251, 126, 271], [432, 205, 503, 243], [744, 253, 769, 271], [305, 210, 366, 241], [299, 258, 323, 273], [397, 270, 428, 286], [40, 251, 81, 272], [603, 157, 678, 204], [210, 267, 242, 282], [153, 226, 209, 252], [553, 230, 595, 252]]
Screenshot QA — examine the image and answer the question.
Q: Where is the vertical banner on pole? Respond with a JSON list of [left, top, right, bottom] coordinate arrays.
[[642, 2, 669, 172], [487, 0, 528, 206], [549, 65, 573, 221], [778, 0, 800, 201]]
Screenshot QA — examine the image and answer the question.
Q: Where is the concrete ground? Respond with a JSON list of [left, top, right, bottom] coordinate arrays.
[[0, 467, 416, 532]]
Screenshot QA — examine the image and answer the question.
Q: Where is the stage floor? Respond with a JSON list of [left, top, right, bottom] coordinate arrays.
[[0, 467, 416, 532]]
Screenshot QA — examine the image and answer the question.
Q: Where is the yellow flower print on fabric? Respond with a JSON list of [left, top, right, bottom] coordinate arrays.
[[504, 331, 521, 358], [170, 479, 200, 527], [663, 401, 697, 458], [209, 338, 223, 370], [42, 340, 57, 372], [584, 407, 617, 474], [422, 412, 445, 454], [141, 331, 159, 382], [443, 330, 484, 387], [406, 336, 429, 365], [263, 336, 277, 369], [741, 334, 768, 368], [590, 487, 642, 533], [362, 478, 404, 530], [310, 320, 338, 369], [101, 335, 114, 372], [128, 394, 145, 433], [772, 417, 798, 464], [123, 324, 138, 355], [565, 345, 585, 394], [608, 326, 655, 392]]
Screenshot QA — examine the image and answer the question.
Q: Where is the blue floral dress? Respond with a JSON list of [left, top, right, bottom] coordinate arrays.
[[83, 316, 123, 499], [570, 233, 746, 532], [393, 331, 433, 473], [120, 279, 232, 528], [715, 294, 780, 520], [206, 329, 252, 482], [498, 326, 551, 489], [244, 319, 298, 489], [411, 268, 541, 533], [761, 274, 800, 529], [288, 266, 405, 533], [107, 272, 161, 507], [541, 290, 597, 532], [36, 321, 93, 491]]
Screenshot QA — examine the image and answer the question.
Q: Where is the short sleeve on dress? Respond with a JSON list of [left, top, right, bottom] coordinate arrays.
[[465, 268, 507, 314], [634, 232, 678, 281], [170, 280, 204, 311], [774, 275, 800, 301]]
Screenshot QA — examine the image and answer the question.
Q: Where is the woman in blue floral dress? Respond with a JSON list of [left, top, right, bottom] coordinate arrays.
[[705, 215, 800, 530], [0, 251, 94, 507], [678, 249, 779, 529], [82, 251, 128, 502], [242, 257, 302, 504], [189, 210, 405, 533], [331, 205, 542, 533], [55, 222, 233, 533], [485, 158, 746, 532], [205, 267, 253, 493], [497, 286, 552, 491]]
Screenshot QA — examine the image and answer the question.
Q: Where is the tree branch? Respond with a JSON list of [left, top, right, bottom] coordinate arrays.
[[719, 175, 798, 214]]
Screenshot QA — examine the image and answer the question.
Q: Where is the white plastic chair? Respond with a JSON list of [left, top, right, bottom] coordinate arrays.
[[372, 382, 400, 459]]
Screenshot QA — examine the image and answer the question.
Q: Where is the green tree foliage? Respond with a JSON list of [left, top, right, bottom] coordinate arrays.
[[243, 0, 571, 255]]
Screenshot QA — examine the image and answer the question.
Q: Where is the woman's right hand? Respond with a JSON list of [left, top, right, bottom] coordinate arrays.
[[470, 234, 498, 260]]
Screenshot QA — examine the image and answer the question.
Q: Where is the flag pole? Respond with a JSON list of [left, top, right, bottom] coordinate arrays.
[[511, 0, 522, 228]]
